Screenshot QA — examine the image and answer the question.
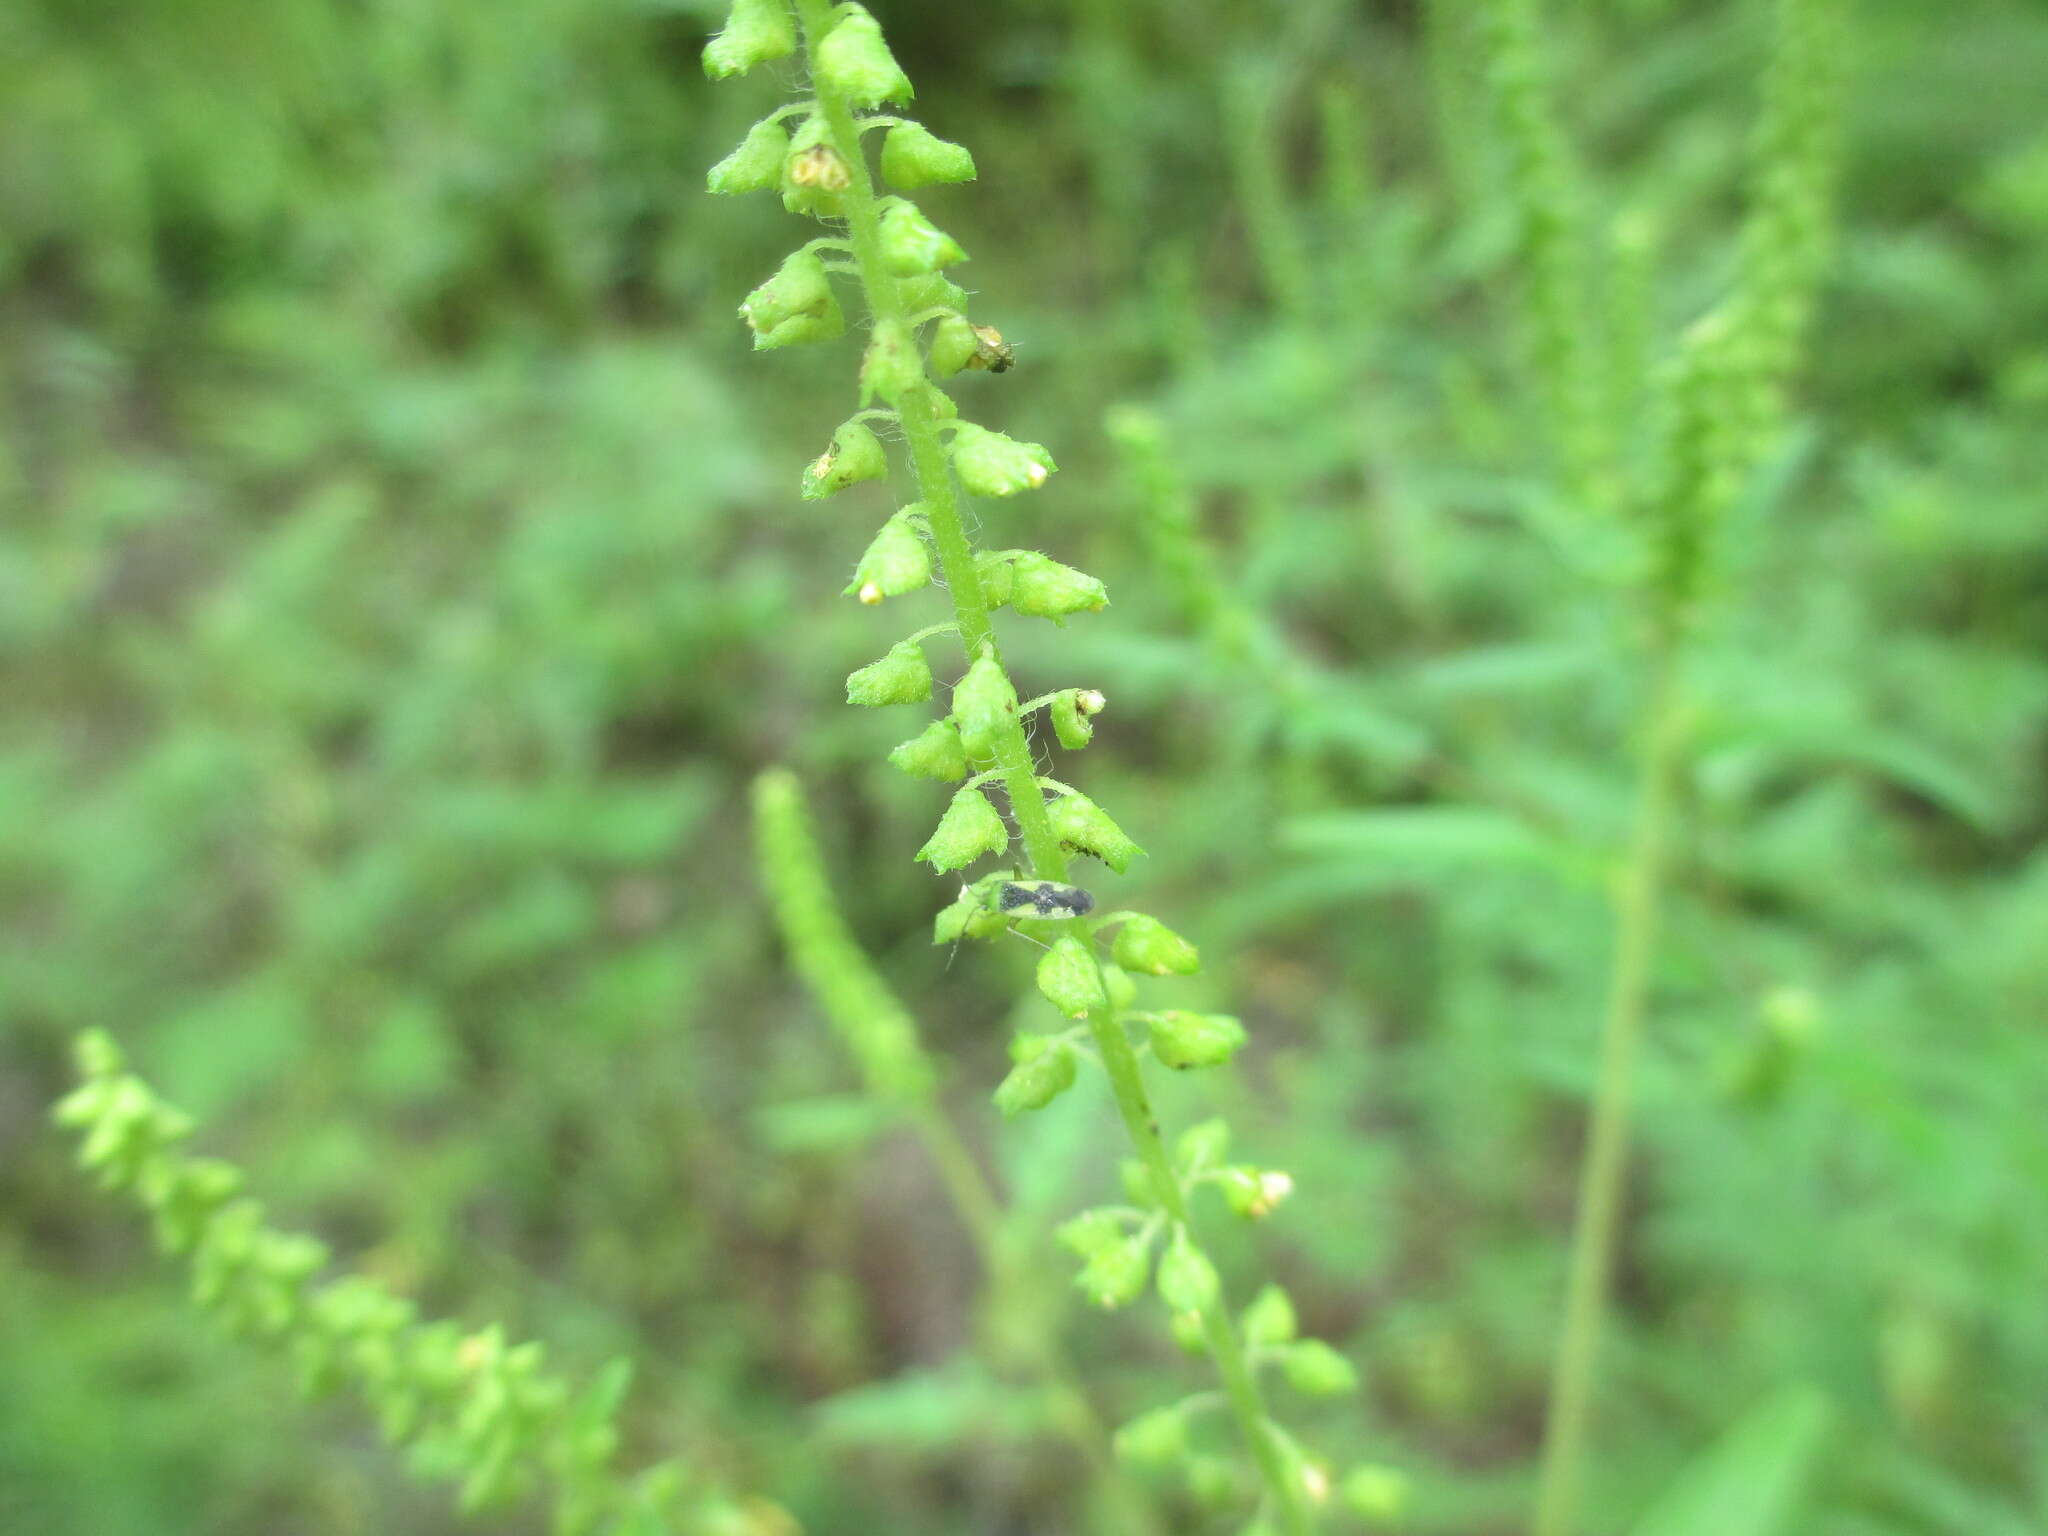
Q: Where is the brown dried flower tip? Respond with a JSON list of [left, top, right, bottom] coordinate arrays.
[[967, 323, 1016, 373], [788, 143, 852, 191]]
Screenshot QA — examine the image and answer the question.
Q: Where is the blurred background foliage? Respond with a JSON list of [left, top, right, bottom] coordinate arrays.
[[4, 0, 2047, 1532]]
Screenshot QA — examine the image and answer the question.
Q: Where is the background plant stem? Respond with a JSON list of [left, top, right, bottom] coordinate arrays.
[[1531, 635, 1684, 1536]]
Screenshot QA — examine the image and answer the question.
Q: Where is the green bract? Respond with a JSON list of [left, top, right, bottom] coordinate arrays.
[[1036, 934, 1108, 1019], [881, 122, 976, 187], [1111, 913, 1201, 975], [889, 717, 967, 781], [1149, 1010, 1248, 1070], [950, 651, 1016, 760], [845, 509, 930, 601], [948, 422, 1055, 496], [914, 785, 1007, 873], [877, 199, 967, 277], [993, 1038, 1077, 1116], [802, 420, 888, 499], [740, 248, 843, 349], [702, 0, 797, 78], [975, 549, 1108, 623], [707, 117, 789, 195], [1046, 791, 1141, 872], [1157, 1230, 1221, 1315], [846, 640, 932, 707], [812, 3, 912, 108]]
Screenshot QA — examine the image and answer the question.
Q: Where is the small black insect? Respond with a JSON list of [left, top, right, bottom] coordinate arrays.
[[967, 323, 1017, 374], [995, 879, 1095, 919]]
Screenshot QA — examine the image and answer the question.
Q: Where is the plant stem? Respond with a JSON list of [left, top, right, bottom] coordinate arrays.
[[1087, 992, 1315, 1536], [1530, 635, 1684, 1536], [796, 0, 1066, 883]]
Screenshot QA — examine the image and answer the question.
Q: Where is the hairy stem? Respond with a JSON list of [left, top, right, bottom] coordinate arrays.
[[1089, 989, 1315, 1536], [1530, 637, 1683, 1536], [796, 0, 1066, 882]]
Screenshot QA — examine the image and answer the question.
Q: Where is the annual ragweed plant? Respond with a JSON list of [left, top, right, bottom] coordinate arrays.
[[712, 3, 1398, 1531]]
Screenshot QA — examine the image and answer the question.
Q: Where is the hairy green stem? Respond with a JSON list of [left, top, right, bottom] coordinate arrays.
[[1089, 988, 1315, 1536], [796, 0, 1066, 883], [1530, 637, 1683, 1536]]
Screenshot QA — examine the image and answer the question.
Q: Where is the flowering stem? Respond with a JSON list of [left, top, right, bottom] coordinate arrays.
[[1530, 636, 1683, 1536], [795, 0, 1066, 883], [1087, 983, 1315, 1536]]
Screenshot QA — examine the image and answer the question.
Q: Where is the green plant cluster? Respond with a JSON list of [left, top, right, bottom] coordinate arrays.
[[52, 1030, 790, 1536]]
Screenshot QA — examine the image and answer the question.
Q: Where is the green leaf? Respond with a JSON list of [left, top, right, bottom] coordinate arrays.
[[1627, 1388, 1830, 1536]]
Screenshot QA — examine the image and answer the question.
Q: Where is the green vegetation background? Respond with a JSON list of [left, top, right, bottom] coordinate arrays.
[[5, 0, 2047, 1532]]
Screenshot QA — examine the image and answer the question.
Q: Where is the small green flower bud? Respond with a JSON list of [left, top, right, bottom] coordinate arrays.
[[1047, 791, 1142, 873], [859, 320, 924, 406], [846, 639, 932, 707], [1241, 1283, 1298, 1347], [813, 3, 913, 108], [844, 509, 930, 602], [1220, 1165, 1294, 1219], [780, 120, 850, 218], [974, 549, 1107, 624], [1149, 1010, 1247, 1070], [740, 248, 842, 349], [1158, 1229, 1220, 1315], [877, 199, 966, 277], [915, 785, 1008, 873], [1121, 1156, 1163, 1210], [1176, 1117, 1231, 1172], [1077, 1233, 1151, 1309], [708, 117, 790, 195], [1112, 913, 1200, 975], [993, 1038, 1077, 1116], [1056, 1207, 1125, 1258], [933, 875, 1013, 944], [1050, 688, 1103, 749], [1282, 1339, 1360, 1397], [890, 718, 967, 781], [802, 420, 887, 500], [1037, 934, 1108, 1019], [1169, 1308, 1210, 1355], [1114, 1406, 1187, 1468], [702, 0, 796, 78], [929, 314, 980, 377], [1341, 1465, 1411, 1522], [950, 651, 1016, 760], [1099, 962, 1137, 1012], [881, 122, 976, 187], [949, 422, 1055, 497]]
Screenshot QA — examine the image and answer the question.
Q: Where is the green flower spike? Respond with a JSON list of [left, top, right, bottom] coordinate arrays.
[[1046, 790, 1141, 873], [881, 123, 976, 187], [1111, 913, 1200, 975], [845, 508, 930, 602], [877, 199, 967, 277], [845, 640, 932, 707], [702, 0, 797, 78], [1149, 1010, 1248, 1070], [740, 248, 843, 349], [1037, 935, 1108, 1019], [949, 423, 1055, 497], [708, 117, 790, 195], [888, 718, 967, 781], [915, 785, 1008, 873], [812, 3, 913, 108], [802, 420, 887, 499], [993, 1037, 1078, 1116]]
